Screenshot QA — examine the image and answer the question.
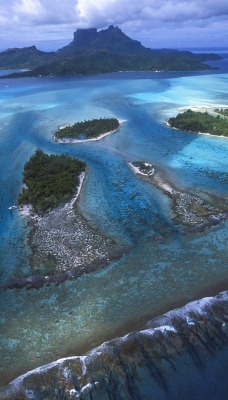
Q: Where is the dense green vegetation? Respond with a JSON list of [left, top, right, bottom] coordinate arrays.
[[55, 118, 120, 139], [18, 150, 85, 212], [2, 50, 217, 78], [168, 109, 228, 136], [0, 46, 58, 69], [214, 108, 228, 117], [0, 26, 221, 78]]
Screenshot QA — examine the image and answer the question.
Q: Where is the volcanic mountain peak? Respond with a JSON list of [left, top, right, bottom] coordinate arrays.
[[61, 25, 149, 55]]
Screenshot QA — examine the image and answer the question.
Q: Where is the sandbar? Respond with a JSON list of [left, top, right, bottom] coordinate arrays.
[[129, 161, 228, 230]]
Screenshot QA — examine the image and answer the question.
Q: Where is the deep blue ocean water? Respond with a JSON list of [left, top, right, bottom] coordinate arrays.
[[0, 64, 228, 387]]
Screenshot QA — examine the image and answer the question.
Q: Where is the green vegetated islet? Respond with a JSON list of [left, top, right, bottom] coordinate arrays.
[[18, 150, 85, 212], [55, 117, 120, 139], [168, 109, 228, 136]]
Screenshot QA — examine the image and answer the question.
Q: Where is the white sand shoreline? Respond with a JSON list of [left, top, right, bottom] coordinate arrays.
[[18, 172, 86, 219], [166, 105, 228, 139], [177, 104, 228, 113], [65, 172, 85, 209], [129, 162, 155, 177], [129, 162, 174, 194], [53, 119, 125, 144]]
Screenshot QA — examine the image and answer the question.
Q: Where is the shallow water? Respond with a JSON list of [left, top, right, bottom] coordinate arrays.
[[0, 69, 228, 385]]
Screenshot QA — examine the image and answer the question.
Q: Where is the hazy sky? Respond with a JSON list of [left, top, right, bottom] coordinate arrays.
[[0, 0, 227, 50]]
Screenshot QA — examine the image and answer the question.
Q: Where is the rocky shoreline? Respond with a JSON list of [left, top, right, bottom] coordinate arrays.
[[2, 203, 127, 290], [0, 246, 127, 291], [129, 161, 228, 231], [1, 291, 227, 399], [2, 174, 127, 291]]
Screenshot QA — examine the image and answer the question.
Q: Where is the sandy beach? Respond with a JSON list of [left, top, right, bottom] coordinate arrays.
[[64, 172, 85, 209], [53, 119, 125, 144], [18, 204, 33, 217], [18, 172, 85, 220], [129, 162, 155, 177], [177, 104, 228, 113], [167, 105, 228, 139]]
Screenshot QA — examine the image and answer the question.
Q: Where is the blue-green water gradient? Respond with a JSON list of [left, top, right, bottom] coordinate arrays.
[[0, 70, 227, 385]]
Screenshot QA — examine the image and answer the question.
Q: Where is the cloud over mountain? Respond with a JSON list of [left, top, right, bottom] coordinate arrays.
[[77, 0, 228, 27], [0, 0, 227, 48]]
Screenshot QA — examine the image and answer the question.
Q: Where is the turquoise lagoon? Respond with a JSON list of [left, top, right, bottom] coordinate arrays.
[[0, 69, 228, 385]]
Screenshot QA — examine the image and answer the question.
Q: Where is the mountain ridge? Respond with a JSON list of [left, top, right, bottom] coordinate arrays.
[[59, 25, 152, 55], [0, 25, 221, 77]]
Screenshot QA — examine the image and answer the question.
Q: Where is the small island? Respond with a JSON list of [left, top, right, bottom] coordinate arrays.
[[129, 160, 228, 230], [54, 117, 120, 143], [129, 161, 155, 176], [168, 109, 228, 136], [18, 149, 86, 212], [11, 149, 123, 287]]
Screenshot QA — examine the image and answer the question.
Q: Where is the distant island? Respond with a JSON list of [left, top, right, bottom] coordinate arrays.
[[168, 109, 228, 136], [54, 117, 120, 142], [0, 25, 222, 78], [18, 150, 86, 212]]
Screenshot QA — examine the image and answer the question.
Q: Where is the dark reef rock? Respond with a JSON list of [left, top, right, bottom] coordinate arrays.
[[130, 161, 228, 231], [1, 291, 227, 399]]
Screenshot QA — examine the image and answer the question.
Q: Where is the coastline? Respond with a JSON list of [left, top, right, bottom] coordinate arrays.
[[166, 105, 228, 138], [176, 104, 228, 113], [1, 57, 228, 400], [18, 172, 86, 219], [129, 162, 155, 177], [167, 118, 228, 138], [53, 119, 125, 144], [5, 171, 127, 290], [1, 288, 227, 398], [129, 161, 228, 229]]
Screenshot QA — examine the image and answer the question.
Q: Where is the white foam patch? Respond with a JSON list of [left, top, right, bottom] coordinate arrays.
[[129, 162, 155, 176], [66, 382, 99, 398], [25, 389, 35, 399], [63, 366, 72, 381], [141, 325, 177, 338], [5, 291, 227, 397], [79, 356, 87, 376], [8, 356, 81, 388], [154, 325, 177, 333], [186, 316, 195, 326], [148, 291, 228, 332]]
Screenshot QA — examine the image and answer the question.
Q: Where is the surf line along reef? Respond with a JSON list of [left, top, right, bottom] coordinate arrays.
[[0, 70, 228, 397], [1, 291, 228, 400], [2, 148, 125, 291]]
